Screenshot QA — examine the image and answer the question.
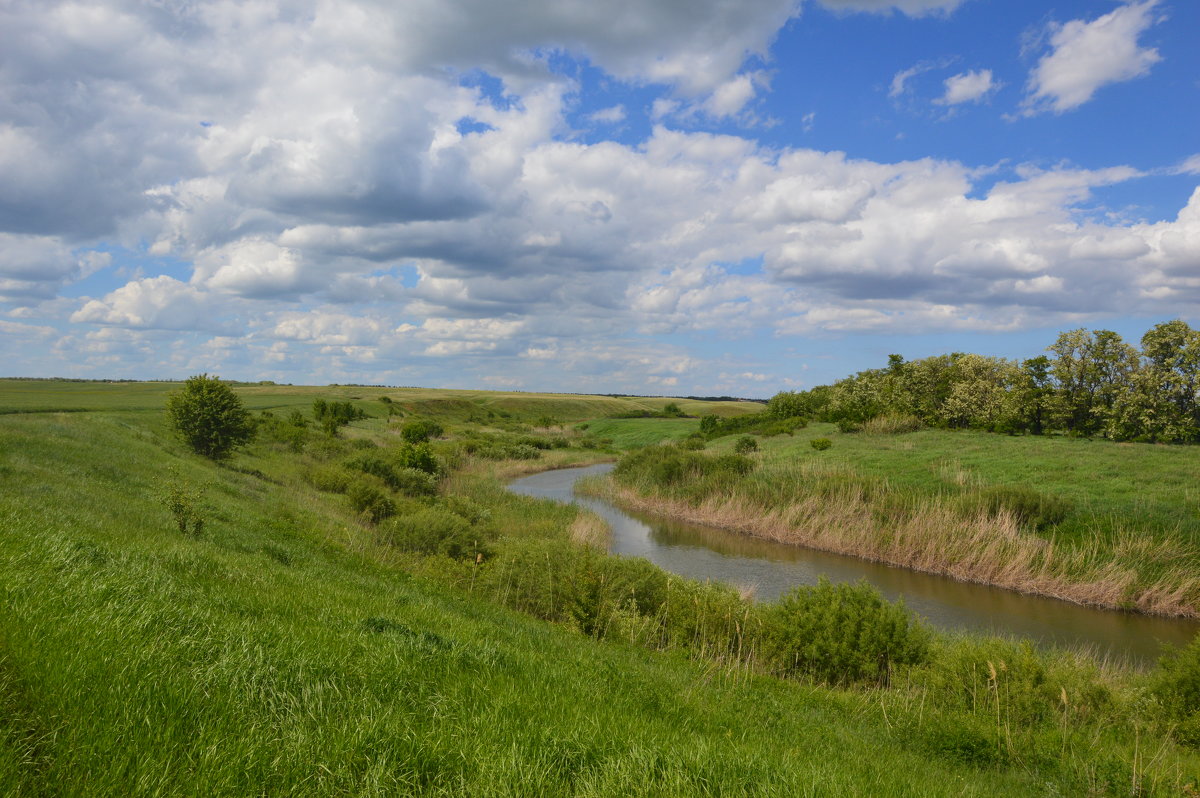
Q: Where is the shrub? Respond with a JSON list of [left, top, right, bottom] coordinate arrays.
[[345, 479, 396, 523], [862, 414, 923, 435], [394, 443, 441, 476], [400, 418, 444, 443], [680, 434, 706, 450], [160, 475, 204, 536], [1150, 635, 1200, 746], [165, 374, 255, 459], [836, 419, 862, 433], [304, 465, 352, 494], [380, 508, 480, 559], [760, 578, 930, 686], [810, 438, 832, 451], [391, 467, 439, 497], [733, 435, 758, 454]]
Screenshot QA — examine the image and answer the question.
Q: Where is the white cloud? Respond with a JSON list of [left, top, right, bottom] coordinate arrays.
[[589, 105, 627, 124], [705, 73, 759, 118], [1023, 0, 1163, 115], [935, 69, 997, 105], [71, 276, 230, 332]]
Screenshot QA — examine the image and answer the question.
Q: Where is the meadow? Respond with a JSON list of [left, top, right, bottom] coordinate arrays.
[[602, 419, 1200, 617], [2, 379, 1199, 795]]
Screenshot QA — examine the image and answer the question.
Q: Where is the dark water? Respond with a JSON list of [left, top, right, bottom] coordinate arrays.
[[508, 463, 1200, 665]]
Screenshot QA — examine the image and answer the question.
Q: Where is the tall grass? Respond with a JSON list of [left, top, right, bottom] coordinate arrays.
[[606, 445, 1200, 616]]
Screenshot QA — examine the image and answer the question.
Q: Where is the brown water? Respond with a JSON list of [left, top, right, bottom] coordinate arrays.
[[508, 463, 1200, 666]]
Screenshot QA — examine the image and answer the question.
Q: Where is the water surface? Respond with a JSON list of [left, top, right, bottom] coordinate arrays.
[[508, 463, 1200, 665]]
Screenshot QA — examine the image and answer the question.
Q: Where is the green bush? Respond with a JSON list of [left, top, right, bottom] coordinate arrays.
[[733, 435, 758, 454], [160, 477, 204, 536], [380, 508, 480, 559], [345, 479, 396, 523], [400, 418, 444, 443], [394, 442, 441, 476], [759, 578, 930, 686], [810, 438, 832, 451], [1151, 635, 1200, 746], [165, 374, 255, 460], [680, 433, 706, 450], [304, 465, 352, 494]]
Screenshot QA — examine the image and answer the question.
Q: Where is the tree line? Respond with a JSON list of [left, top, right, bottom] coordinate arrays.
[[768, 319, 1200, 443]]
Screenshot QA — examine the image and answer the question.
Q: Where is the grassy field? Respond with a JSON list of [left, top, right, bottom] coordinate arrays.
[[2, 381, 1200, 795], [603, 420, 1200, 617]]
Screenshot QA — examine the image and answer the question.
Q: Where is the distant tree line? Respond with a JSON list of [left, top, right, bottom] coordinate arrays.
[[769, 320, 1200, 443]]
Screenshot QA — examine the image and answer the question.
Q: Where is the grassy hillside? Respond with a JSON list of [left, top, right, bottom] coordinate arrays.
[[2, 382, 1199, 795]]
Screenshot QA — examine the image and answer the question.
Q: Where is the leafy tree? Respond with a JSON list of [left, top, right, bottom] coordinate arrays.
[[1048, 329, 1138, 436], [1109, 320, 1200, 442], [165, 374, 254, 459]]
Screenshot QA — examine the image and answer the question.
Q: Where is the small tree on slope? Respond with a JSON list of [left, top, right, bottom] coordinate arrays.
[[166, 374, 255, 459]]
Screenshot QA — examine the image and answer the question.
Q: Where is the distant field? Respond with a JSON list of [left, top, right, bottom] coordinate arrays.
[[0, 379, 761, 422]]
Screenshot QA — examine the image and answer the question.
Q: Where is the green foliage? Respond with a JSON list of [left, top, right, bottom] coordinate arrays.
[[697, 411, 806, 440], [680, 433, 706, 450], [165, 374, 255, 459], [380, 508, 482, 559], [1151, 636, 1200, 746], [400, 418, 444, 443], [760, 578, 930, 685], [962, 485, 1072, 531], [810, 437, 832, 451], [312, 398, 367, 434], [303, 464, 352, 493], [345, 478, 396, 523], [393, 442, 441, 476], [733, 435, 758, 454], [159, 474, 204, 536], [613, 445, 755, 500]]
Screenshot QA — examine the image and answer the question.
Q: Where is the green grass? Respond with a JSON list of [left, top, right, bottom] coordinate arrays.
[[2, 383, 1200, 795], [578, 417, 701, 448], [741, 422, 1200, 545]]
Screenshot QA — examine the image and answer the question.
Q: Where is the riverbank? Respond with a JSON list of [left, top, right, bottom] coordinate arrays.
[[595, 442, 1200, 618]]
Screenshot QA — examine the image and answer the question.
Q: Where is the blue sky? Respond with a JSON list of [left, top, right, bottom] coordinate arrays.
[[1, 0, 1197, 396]]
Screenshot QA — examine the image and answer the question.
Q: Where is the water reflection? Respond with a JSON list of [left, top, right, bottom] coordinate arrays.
[[509, 463, 1200, 665]]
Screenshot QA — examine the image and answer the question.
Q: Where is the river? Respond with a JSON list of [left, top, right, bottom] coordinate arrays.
[[508, 463, 1200, 665]]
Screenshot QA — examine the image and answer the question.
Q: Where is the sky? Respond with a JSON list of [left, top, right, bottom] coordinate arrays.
[[1, 0, 1198, 396]]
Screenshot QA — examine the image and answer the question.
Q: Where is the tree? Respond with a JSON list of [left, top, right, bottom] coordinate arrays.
[[165, 374, 254, 459]]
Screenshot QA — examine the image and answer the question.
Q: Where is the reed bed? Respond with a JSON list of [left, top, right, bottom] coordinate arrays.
[[598, 455, 1200, 617]]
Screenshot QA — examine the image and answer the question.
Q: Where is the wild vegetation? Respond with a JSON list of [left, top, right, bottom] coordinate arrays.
[[772, 319, 1200, 443], [2, 379, 1200, 794]]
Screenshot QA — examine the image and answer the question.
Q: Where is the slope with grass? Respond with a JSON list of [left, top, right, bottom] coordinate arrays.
[[2, 382, 1199, 795]]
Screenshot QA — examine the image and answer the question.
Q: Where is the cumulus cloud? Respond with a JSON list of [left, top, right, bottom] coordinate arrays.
[[4, 0, 1198, 390], [1023, 0, 1163, 115], [935, 69, 997, 105], [71, 276, 231, 333]]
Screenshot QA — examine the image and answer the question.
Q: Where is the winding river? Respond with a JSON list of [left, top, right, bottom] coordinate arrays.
[[509, 463, 1200, 665]]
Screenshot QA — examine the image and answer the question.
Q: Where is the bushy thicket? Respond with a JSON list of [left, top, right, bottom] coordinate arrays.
[[1150, 636, 1200, 746], [774, 320, 1200, 443], [697, 411, 806, 440], [613, 445, 755, 501], [760, 578, 930, 685]]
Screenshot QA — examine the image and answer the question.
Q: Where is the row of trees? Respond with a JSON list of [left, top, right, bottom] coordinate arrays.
[[768, 320, 1200, 443]]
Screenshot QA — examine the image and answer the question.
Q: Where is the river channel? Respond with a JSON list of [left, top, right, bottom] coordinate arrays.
[[508, 463, 1200, 665]]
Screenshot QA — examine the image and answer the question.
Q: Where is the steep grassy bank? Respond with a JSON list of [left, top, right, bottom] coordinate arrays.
[[2, 383, 1199, 794], [600, 425, 1200, 617]]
